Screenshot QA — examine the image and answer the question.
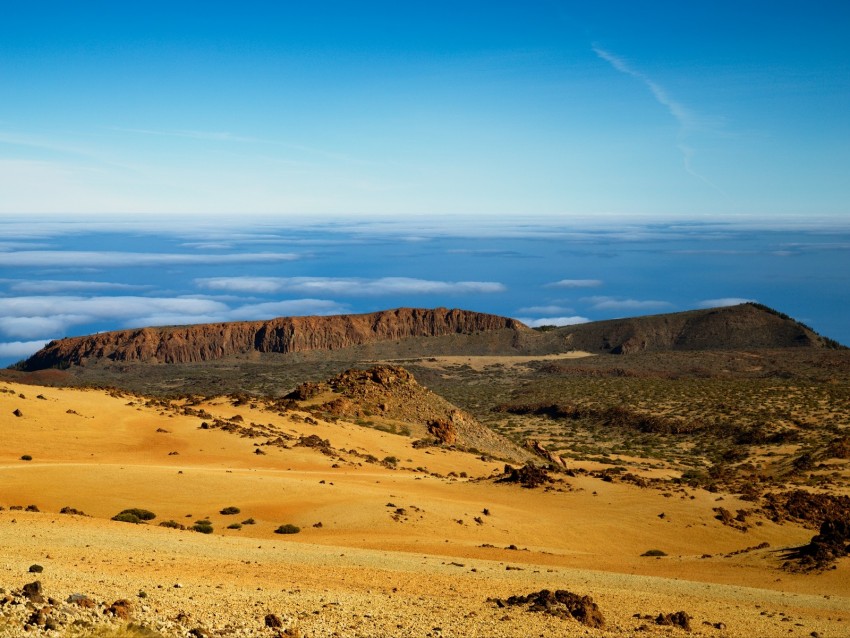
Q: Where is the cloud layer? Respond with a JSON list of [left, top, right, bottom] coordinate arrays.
[[0, 295, 348, 340], [197, 276, 506, 296], [545, 279, 603, 289], [0, 251, 300, 267], [516, 316, 590, 328]]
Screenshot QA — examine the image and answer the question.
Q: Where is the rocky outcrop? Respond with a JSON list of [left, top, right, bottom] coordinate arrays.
[[19, 308, 528, 370], [290, 364, 533, 463]]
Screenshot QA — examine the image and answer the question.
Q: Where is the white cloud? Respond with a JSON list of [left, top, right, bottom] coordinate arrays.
[[0, 251, 300, 267], [228, 299, 349, 321], [0, 340, 50, 359], [583, 296, 674, 311], [0, 316, 72, 339], [0, 293, 355, 340], [545, 279, 603, 289], [517, 316, 591, 328], [196, 276, 506, 296], [515, 305, 575, 315], [696, 298, 754, 309], [0, 296, 230, 338]]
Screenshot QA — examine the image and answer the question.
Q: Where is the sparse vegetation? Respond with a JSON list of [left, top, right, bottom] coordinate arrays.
[[192, 521, 214, 534], [641, 549, 668, 557], [20, 454, 32, 461], [220, 506, 241, 515]]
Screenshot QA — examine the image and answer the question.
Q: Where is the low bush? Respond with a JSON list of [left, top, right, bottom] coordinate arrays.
[[115, 508, 156, 521], [158, 520, 184, 529], [227, 523, 242, 530], [220, 506, 241, 515], [192, 522, 214, 534], [274, 524, 300, 535], [641, 549, 668, 557], [20, 455, 32, 461]]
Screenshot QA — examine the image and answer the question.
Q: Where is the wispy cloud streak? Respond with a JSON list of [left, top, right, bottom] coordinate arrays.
[[592, 45, 719, 190]]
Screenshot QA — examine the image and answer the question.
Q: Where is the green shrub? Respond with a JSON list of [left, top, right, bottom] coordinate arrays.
[[220, 506, 241, 515], [115, 508, 156, 521], [641, 549, 668, 557], [112, 512, 142, 524], [158, 520, 184, 529], [274, 524, 300, 535], [383, 455, 399, 466], [20, 455, 32, 461], [241, 518, 256, 525], [192, 522, 214, 534], [227, 523, 242, 530]]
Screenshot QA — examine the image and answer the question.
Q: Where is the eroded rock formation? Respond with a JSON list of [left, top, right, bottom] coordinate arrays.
[[20, 308, 527, 370]]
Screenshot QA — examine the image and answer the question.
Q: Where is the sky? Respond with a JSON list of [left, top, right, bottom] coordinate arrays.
[[0, 2, 848, 365], [1, 1, 848, 217]]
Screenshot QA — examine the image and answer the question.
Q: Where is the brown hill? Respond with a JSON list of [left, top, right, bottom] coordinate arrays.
[[286, 364, 533, 463], [17, 307, 528, 371], [543, 303, 840, 354]]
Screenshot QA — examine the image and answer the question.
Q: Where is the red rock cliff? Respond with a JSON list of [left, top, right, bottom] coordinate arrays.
[[20, 308, 528, 369]]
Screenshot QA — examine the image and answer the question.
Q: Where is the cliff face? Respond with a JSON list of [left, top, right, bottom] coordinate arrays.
[[20, 308, 528, 370]]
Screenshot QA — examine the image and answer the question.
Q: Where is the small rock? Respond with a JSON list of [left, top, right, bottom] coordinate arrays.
[[28, 564, 44, 573], [67, 593, 96, 608], [264, 613, 283, 628], [106, 599, 133, 619], [22, 581, 45, 603]]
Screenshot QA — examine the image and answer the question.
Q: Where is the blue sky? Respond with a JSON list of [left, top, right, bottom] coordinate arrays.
[[1, 3, 848, 365], [1, 1, 848, 216]]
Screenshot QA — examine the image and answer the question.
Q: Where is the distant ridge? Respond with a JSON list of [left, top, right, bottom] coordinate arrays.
[[14, 303, 841, 373], [17, 307, 527, 370], [544, 302, 842, 354]]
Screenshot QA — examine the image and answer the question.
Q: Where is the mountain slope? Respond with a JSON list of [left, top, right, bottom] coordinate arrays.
[[545, 303, 839, 354]]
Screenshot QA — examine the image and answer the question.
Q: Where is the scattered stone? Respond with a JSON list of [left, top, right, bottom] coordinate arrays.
[[493, 589, 605, 628], [12, 408, 23, 417], [28, 564, 43, 573], [496, 463, 552, 488], [656, 611, 692, 631]]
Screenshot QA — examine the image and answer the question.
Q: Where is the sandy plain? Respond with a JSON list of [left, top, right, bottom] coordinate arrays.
[[1, 380, 848, 637]]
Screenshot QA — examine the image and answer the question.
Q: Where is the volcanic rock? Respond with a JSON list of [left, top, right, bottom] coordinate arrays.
[[20, 307, 526, 369]]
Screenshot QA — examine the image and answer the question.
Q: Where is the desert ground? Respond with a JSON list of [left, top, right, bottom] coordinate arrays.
[[2, 377, 849, 637]]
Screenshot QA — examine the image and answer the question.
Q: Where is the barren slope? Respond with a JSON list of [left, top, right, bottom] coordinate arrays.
[[2, 380, 849, 637]]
